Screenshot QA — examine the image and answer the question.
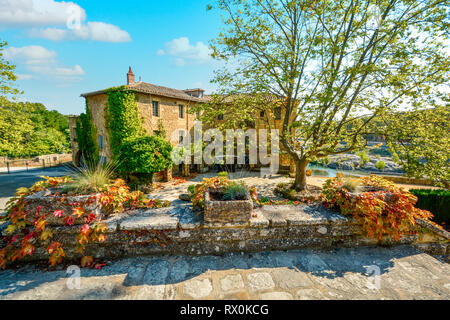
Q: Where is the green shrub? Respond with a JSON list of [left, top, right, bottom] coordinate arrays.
[[64, 161, 116, 194], [75, 102, 99, 165], [188, 184, 196, 195], [259, 197, 270, 204], [357, 151, 370, 165], [218, 171, 229, 178], [376, 160, 386, 171], [118, 135, 173, 181], [410, 189, 450, 226], [342, 177, 362, 192]]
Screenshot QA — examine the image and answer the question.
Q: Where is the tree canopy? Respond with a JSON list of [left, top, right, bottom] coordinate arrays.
[[382, 106, 450, 187], [0, 40, 20, 98], [0, 39, 71, 158], [0, 100, 71, 158], [205, 0, 449, 190]]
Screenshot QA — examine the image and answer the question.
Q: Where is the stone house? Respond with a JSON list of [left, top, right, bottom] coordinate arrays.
[[69, 67, 207, 176], [69, 68, 293, 177]]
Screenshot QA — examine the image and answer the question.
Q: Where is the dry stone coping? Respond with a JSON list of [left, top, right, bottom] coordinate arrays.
[[99, 203, 351, 233], [261, 204, 349, 227]]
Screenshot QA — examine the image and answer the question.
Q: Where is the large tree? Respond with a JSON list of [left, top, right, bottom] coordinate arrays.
[[0, 39, 20, 99], [381, 106, 450, 188], [206, 0, 449, 190]]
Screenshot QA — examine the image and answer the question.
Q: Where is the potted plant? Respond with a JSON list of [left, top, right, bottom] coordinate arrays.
[[204, 182, 253, 223]]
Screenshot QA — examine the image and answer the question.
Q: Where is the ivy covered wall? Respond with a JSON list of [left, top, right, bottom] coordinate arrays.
[[105, 87, 144, 158], [75, 101, 99, 165]]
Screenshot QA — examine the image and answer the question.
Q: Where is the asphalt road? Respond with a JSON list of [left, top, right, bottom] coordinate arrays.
[[0, 166, 72, 211]]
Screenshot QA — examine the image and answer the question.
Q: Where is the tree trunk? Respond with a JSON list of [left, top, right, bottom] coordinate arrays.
[[293, 158, 309, 191]]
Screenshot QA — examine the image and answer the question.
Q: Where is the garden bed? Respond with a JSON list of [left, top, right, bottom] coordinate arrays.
[[2, 174, 448, 269], [274, 183, 322, 202], [204, 190, 253, 224], [1, 202, 448, 265]]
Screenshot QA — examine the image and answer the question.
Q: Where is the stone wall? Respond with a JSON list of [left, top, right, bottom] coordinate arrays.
[[4, 203, 448, 263], [69, 91, 199, 177], [135, 93, 198, 146]]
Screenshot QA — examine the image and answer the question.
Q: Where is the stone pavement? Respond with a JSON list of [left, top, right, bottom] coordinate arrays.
[[0, 245, 449, 300]]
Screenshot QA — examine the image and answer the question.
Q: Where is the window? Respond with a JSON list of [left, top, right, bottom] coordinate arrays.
[[152, 101, 160, 117], [218, 114, 224, 121], [260, 111, 265, 118], [179, 105, 184, 118], [98, 135, 104, 150], [274, 107, 282, 120]]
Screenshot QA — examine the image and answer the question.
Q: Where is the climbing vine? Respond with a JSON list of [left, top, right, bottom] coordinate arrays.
[[75, 101, 99, 165], [0, 177, 170, 269], [322, 175, 439, 242], [105, 87, 144, 157]]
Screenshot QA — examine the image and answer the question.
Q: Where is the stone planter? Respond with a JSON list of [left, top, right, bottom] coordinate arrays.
[[23, 191, 105, 226], [204, 190, 253, 224]]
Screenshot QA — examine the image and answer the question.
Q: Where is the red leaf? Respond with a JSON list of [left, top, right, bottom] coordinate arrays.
[[81, 255, 93, 268], [53, 210, 64, 217]]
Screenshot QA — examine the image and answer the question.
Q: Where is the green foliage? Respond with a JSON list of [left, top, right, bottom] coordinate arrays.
[[106, 88, 143, 157], [0, 100, 71, 158], [318, 156, 331, 166], [381, 106, 449, 187], [357, 151, 370, 165], [222, 182, 248, 201], [187, 184, 196, 196], [155, 119, 167, 139], [209, 0, 449, 190], [0, 39, 20, 98], [376, 161, 386, 171], [75, 101, 99, 165], [117, 136, 173, 180], [410, 189, 450, 227], [274, 182, 321, 203], [218, 171, 229, 178], [391, 152, 400, 164], [342, 177, 362, 192], [190, 176, 230, 209]]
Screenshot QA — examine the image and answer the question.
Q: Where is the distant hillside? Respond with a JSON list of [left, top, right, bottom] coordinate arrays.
[[0, 99, 71, 158]]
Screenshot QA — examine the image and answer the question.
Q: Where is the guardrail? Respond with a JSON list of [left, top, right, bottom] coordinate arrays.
[[0, 154, 72, 174]]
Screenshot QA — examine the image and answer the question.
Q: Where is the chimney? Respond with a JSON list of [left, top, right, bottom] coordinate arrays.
[[127, 66, 135, 85], [184, 88, 205, 98]]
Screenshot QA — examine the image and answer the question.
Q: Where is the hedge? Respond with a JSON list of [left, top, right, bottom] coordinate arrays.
[[410, 189, 450, 227]]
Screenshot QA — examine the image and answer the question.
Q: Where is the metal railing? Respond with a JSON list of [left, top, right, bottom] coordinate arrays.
[[0, 154, 73, 174]]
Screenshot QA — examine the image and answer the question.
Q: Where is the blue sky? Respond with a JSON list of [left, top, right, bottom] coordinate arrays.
[[0, 0, 223, 115]]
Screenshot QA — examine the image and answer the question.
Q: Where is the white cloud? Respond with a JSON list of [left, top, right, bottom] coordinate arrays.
[[3, 45, 57, 65], [0, 0, 131, 43], [31, 22, 132, 42], [16, 74, 33, 80], [73, 22, 131, 42], [158, 37, 212, 66], [29, 27, 68, 41], [4, 45, 84, 82], [0, 0, 86, 27], [54, 64, 84, 76]]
